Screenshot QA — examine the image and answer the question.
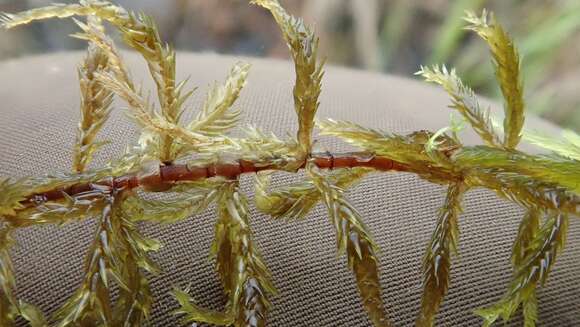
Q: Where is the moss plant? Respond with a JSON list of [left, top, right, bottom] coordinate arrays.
[[0, 1, 578, 326]]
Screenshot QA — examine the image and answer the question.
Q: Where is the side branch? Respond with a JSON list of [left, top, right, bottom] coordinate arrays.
[[19, 152, 411, 208]]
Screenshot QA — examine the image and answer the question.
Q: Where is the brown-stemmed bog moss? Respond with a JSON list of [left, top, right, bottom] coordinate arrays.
[[0, 1, 578, 326]]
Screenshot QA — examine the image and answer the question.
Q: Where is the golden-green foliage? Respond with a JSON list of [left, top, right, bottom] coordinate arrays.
[[252, 0, 324, 157], [511, 208, 541, 327], [123, 182, 222, 224], [0, 1, 579, 327], [308, 164, 392, 327], [524, 129, 580, 162], [454, 146, 580, 194], [0, 228, 21, 324], [12, 190, 105, 227], [475, 212, 568, 326], [255, 167, 370, 220], [0, 179, 26, 217], [53, 192, 159, 326], [465, 10, 525, 149], [187, 63, 248, 137], [318, 119, 462, 185], [173, 182, 275, 327], [417, 183, 466, 327], [0, 228, 47, 326], [73, 18, 113, 173], [417, 65, 501, 148], [318, 119, 437, 165]]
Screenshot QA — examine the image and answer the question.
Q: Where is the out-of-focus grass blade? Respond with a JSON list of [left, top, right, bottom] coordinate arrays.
[[428, 0, 486, 65]]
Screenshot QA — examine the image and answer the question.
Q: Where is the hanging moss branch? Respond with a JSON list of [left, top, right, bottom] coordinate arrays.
[[308, 164, 393, 327], [465, 10, 525, 149], [52, 193, 118, 325], [417, 182, 466, 327], [0, 227, 44, 326], [475, 212, 568, 326], [173, 182, 275, 327], [511, 208, 541, 327]]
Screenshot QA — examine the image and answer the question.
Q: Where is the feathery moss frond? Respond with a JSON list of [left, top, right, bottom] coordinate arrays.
[[1, 0, 189, 163], [308, 164, 392, 327], [512, 209, 542, 268], [0, 228, 19, 325], [465, 10, 525, 149], [0, 228, 48, 326], [12, 190, 106, 228], [455, 145, 580, 193], [524, 129, 580, 162], [73, 20, 113, 173], [511, 208, 541, 327], [53, 195, 119, 326], [317, 119, 432, 164], [417, 65, 501, 147], [0, 1, 129, 28], [467, 169, 578, 216], [54, 191, 159, 326], [173, 182, 275, 326], [112, 195, 160, 325], [123, 181, 223, 223], [94, 71, 213, 150], [1, 2, 578, 326], [475, 212, 568, 326], [71, 16, 134, 90], [187, 63, 248, 137], [0, 178, 27, 217], [318, 119, 462, 184], [255, 167, 371, 220], [197, 127, 300, 171], [252, 0, 324, 156], [417, 183, 466, 327]]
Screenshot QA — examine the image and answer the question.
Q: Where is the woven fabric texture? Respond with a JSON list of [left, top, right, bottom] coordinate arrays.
[[0, 52, 577, 326]]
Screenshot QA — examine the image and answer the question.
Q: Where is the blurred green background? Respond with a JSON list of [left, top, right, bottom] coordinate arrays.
[[0, 0, 578, 131]]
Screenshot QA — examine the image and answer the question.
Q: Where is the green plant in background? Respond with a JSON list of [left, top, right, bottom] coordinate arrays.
[[0, 0, 578, 326]]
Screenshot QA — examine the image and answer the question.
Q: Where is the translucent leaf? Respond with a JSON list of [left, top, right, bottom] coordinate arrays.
[[54, 192, 159, 326], [524, 129, 580, 162], [18, 301, 47, 327]]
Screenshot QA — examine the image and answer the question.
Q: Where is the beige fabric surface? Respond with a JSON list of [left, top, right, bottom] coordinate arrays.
[[0, 52, 578, 326]]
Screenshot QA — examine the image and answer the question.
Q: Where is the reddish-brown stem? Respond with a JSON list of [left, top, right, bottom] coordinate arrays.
[[20, 152, 409, 208]]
